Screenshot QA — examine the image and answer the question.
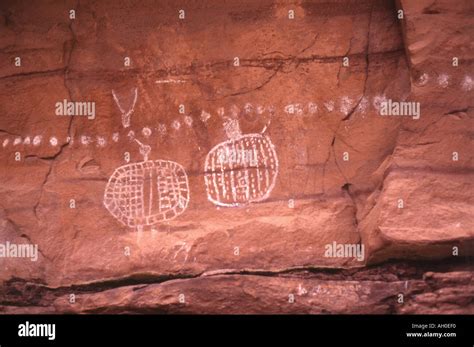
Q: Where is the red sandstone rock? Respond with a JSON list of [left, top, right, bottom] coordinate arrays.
[[0, 0, 472, 313]]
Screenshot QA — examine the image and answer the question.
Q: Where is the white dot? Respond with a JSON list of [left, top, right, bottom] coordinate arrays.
[[172, 120, 181, 130], [324, 101, 335, 112], [372, 95, 387, 111], [96, 136, 106, 147], [284, 104, 295, 115], [307, 102, 318, 114], [142, 127, 152, 137], [417, 73, 429, 86], [244, 103, 253, 113], [49, 137, 58, 146], [158, 124, 167, 135], [13, 137, 22, 146], [81, 135, 91, 145], [33, 135, 42, 146], [437, 74, 449, 88], [184, 116, 193, 127], [461, 75, 473, 91], [2, 139, 9, 147], [201, 111, 211, 123]]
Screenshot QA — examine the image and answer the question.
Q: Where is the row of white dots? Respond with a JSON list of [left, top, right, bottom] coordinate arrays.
[[2, 83, 471, 150], [0, 121, 192, 149], [416, 73, 473, 90]]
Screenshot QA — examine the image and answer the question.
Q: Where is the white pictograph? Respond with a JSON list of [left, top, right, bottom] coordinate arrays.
[[437, 74, 449, 88], [184, 116, 193, 127], [104, 137, 189, 228], [172, 120, 181, 130], [284, 103, 304, 115], [417, 73, 429, 86], [104, 91, 189, 229], [244, 103, 253, 114], [96, 136, 107, 147], [307, 102, 318, 114], [112, 87, 138, 128], [217, 107, 225, 117], [157, 123, 167, 136], [461, 75, 473, 91], [357, 97, 369, 114], [204, 113, 279, 207], [155, 79, 186, 84], [339, 96, 353, 115], [372, 95, 387, 111], [104, 160, 189, 228], [33, 135, 42, 146], [81, 135, 91, 145], [200, 110, 211, 123], [324, 100, 335, 112], [142, 127, 152, 138]]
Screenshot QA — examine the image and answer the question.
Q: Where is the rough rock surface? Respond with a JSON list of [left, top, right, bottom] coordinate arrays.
[[0, 0, 472, 314]]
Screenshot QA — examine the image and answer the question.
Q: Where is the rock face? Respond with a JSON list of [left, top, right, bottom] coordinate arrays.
[[0, 0, 472, 314]]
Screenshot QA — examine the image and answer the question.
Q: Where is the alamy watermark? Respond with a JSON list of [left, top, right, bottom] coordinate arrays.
[[324, 241, 365, 262], [18, 321, 55, 341], [0, 241, 38, 261], [379, 99, 420, 120], [55, 99, 96, 120]]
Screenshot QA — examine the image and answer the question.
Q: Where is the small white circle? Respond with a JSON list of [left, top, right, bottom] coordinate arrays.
[[33, 135, 42, 146], [96, 136, 106, 147], [184, 116, 193, 127], [172, 120, 181, 130], [142, 127, 152, 137], [81, 135, 90, 145]]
